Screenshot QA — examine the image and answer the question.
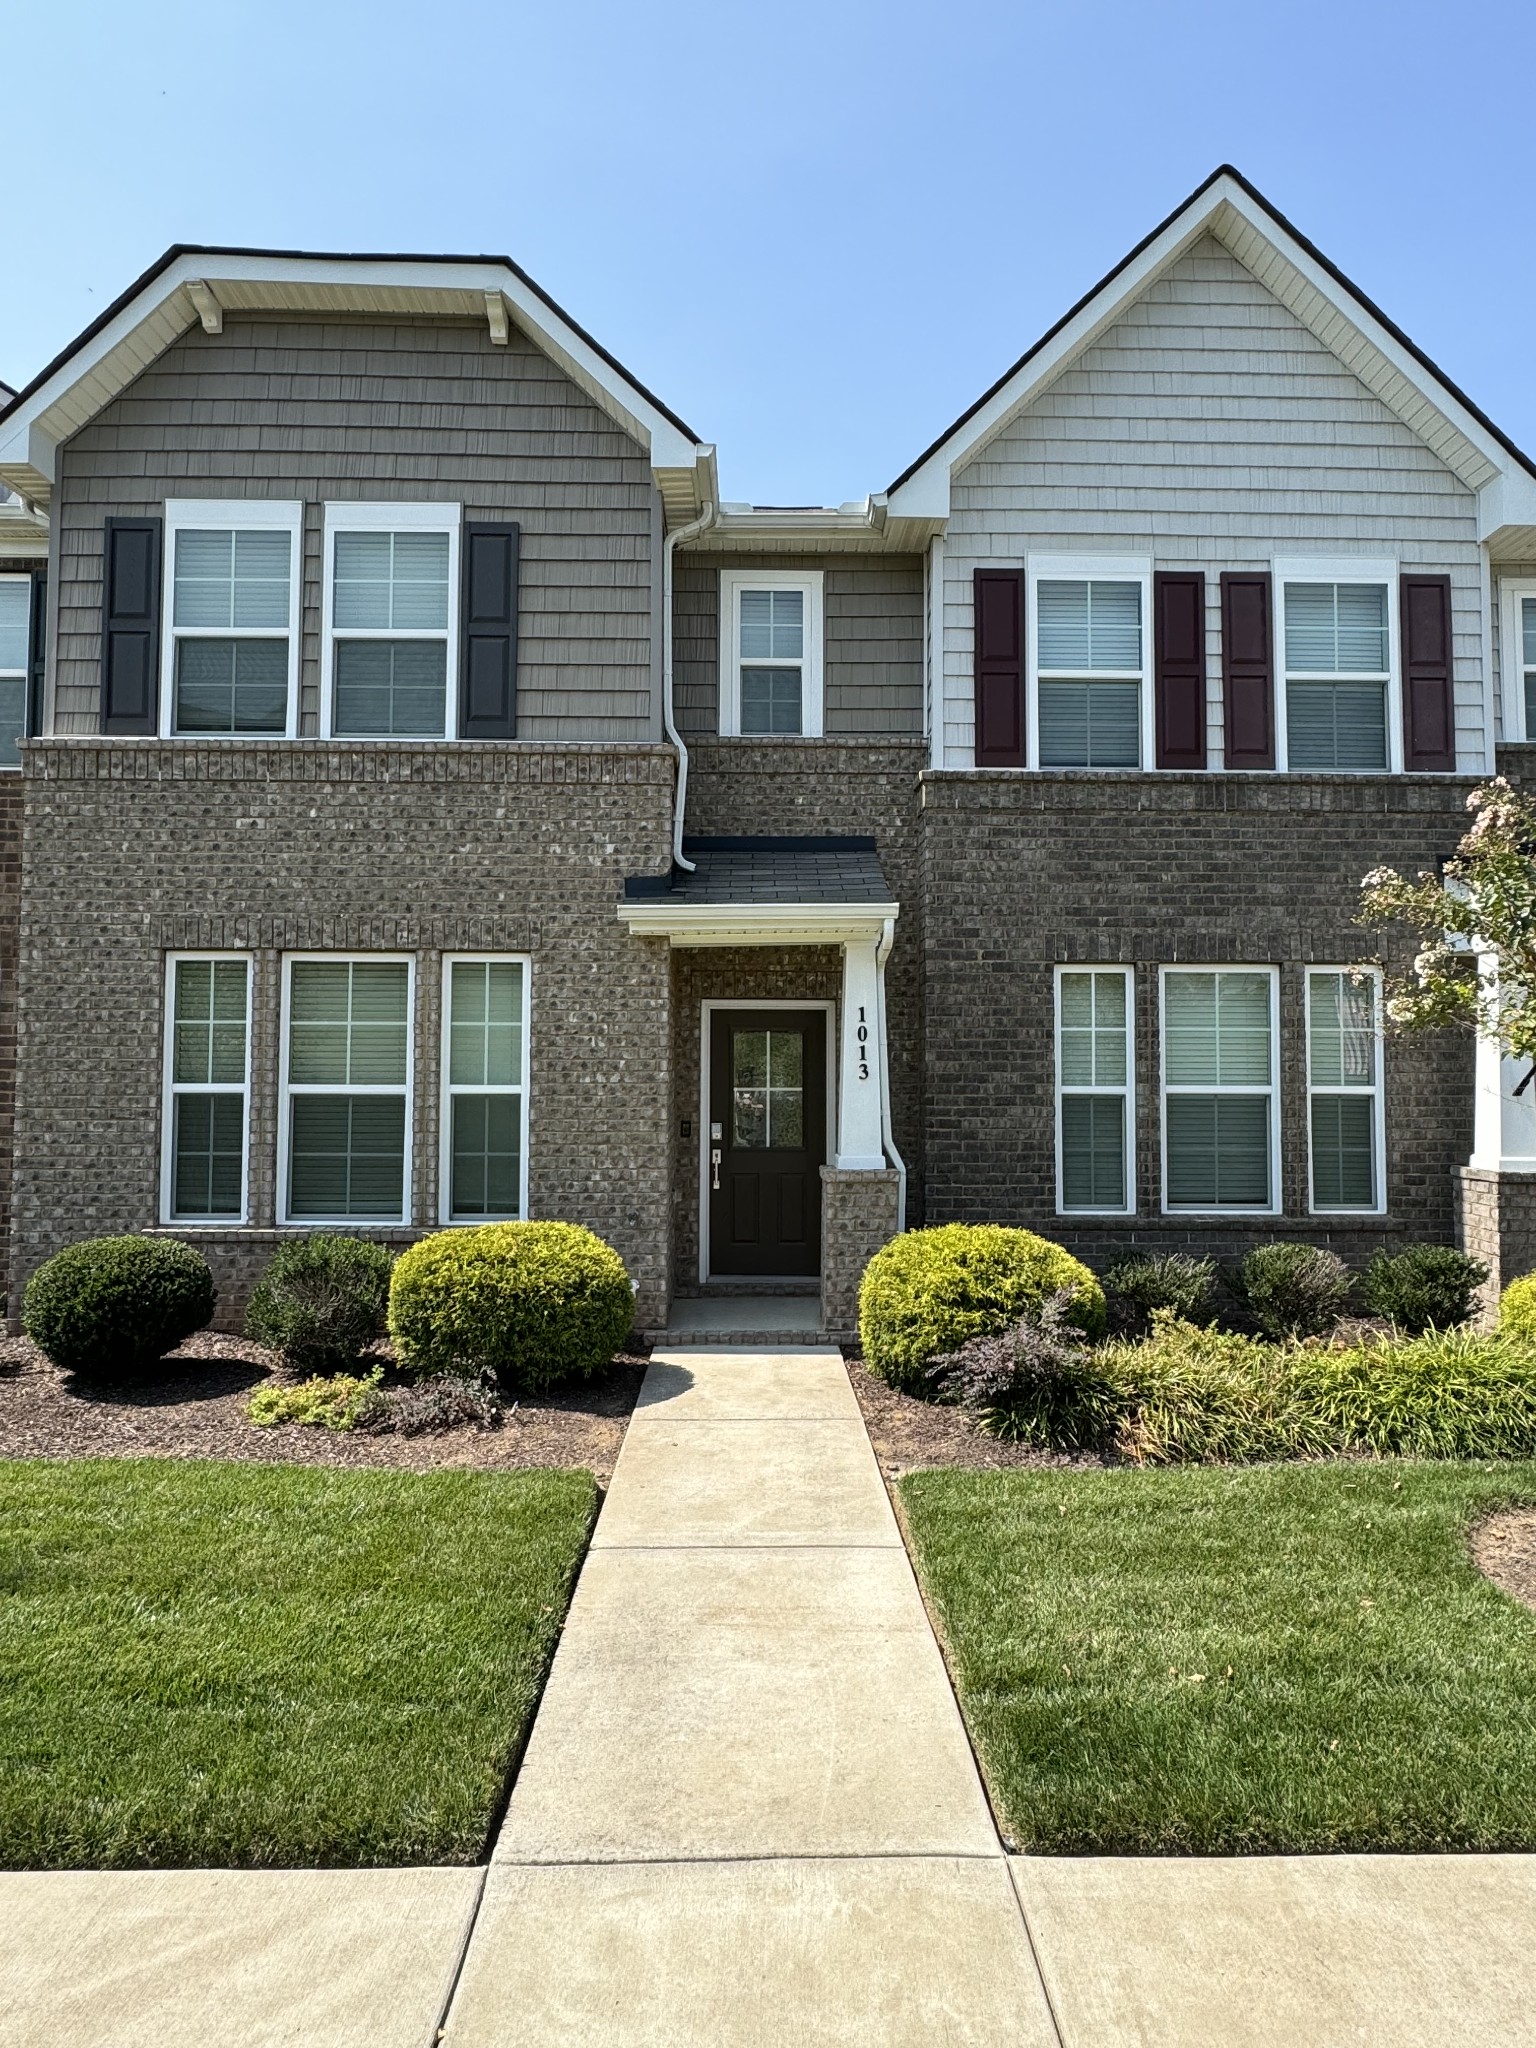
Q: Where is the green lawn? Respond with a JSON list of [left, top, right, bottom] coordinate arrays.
[[0, 1458, 595, 1867], [900, 1462, 1536, 1854]]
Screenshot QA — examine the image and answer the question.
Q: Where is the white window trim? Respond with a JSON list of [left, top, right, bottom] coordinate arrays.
[[718, 569, 825, 738], [160, 501, 303, 740], [320, 502, 462, 741], [1305, 965, 1387, 1216], [160, 951, 254, 1226], [1499, 578, 1536, 743], [0, 570, 29, 773], [1159, 964, 1282, 1217], [277, 952, 416, 1228], [1026, 554, 1154, 772], [439, 953, 532, 1226], [1054, 965, 1135, 1217], [1273, 556, 1401, 774]]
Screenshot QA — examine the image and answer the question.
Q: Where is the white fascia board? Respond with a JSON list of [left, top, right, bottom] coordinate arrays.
[[617, 900, 898, 947]]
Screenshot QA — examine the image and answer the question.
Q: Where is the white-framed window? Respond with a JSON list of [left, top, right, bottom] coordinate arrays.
[[321, 503, 460, 739], [1055, 967, 1134, 1214], [441, 955, 530, 1223], [1307, 967, 1385, 1214], [161, 953, 252, 1223], [161, 501, 301, 737], [1161, 967, 1280, 1214], [718, 569, 824, 737], [279, 955, 414, 1224], [1028, 555, 1153, 770], [1499, 579, 1536, 742], [0, 573, 29, 769], [1275, 558, 1399, 772]]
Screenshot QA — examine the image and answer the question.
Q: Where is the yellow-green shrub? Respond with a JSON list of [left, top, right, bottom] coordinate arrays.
[[1292, 1327, 1536, 1458], [858, 1223, 1105, 1394], [247, 1367, 382, 1431], [388, 1222, 633, 1393], [1099, 1315, 1330, 1465], [1499, 1273, 1536, 1343]]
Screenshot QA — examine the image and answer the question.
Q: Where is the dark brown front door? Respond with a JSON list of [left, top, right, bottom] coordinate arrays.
[[708, 1009, 825, 1277]]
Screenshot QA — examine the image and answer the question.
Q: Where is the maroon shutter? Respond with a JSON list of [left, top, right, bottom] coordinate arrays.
[[1220, 571, 1274, 770], [1154, 572, 1205, 769], [100, 516, 162, 735], [1400, 574, 1454, 772], [973, 569, 1024, 766]]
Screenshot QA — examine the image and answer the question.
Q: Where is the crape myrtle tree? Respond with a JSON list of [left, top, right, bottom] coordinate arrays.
[[1357, 778, 1536, 1094]]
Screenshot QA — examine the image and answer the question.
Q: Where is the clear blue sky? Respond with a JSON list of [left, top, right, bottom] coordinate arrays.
[[3, 0, 1530, 506]]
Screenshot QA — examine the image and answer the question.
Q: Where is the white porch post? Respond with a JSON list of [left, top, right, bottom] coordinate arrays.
[[1472, 956, 1536, 1171], [836, 935, 886, 1170]]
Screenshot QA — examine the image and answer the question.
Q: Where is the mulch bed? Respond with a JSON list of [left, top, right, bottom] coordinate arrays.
[[0, 1334, 646, 1481], [1472, 1508, 1536, 1613], [841, 1349, 1101, 1478]]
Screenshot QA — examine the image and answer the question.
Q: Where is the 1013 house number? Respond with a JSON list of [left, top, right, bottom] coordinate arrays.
[[857, 1005, 870, 1082]]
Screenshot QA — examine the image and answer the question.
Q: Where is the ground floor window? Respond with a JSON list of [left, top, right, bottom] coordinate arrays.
[[1161, 967, 1279, 1213], [1307, 967, 1383, 1212], [162, 953, 251, 1221], [1055, 967, 1133, 1213], [281, 956, 413, 1224], [442, 956, 528, 1221]]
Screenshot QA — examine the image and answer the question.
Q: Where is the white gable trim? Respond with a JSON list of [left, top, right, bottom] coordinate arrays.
[[887, 172, 1529, 523]]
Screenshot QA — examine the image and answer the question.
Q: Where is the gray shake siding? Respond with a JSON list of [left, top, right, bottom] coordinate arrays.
[[674, 553, 924, 738], [51, 315, 659, 742], [941, 237, 1487, 769]]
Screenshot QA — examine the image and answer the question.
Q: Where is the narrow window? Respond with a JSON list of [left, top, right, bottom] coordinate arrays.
[[1035, 578, 1144, 768], [1307, 968, 1383, 1212], [0, 575, 28, 768], [323, 506, 459, 738], [442, 957, 528, 1222], [1056, 968, 1134, 1213], [282, 957, 412, 1223], [720, 570, 823, 737], [1523, 596, 1536, 741], [163, 503, 300, 736], [1282, 581, 1391, 770], [163, 955, 251, 1221], [1162, 968, 1278, 1212]]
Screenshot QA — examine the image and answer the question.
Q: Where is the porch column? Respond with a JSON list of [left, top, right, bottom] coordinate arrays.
[[1457, 954, 1536, 1320], [1471, 957, 1536, 1171], [836, 935, 886, 1170]]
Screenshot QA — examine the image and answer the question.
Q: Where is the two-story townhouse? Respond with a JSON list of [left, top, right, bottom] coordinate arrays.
[[2, 167, 1536, 1340]]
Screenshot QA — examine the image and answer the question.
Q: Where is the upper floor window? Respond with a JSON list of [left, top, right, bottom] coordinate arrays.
[[1500, 581, 1536, 741], [1029, 559, 1151, 769], [0, 575, 29, 769], [322, 504, 460, 739], [1277, 562, 1397, 771], [162, 501, 301, 737], [719, 570, 823, 737]]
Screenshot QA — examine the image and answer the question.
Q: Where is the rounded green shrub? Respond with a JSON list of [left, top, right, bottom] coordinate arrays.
[[1499, 1273, 1536, 1343], [23, 1234, 216, 1379], [388, 1221, 633, 1393], [245, 1234, 395, 1374], [1237, 1242, 1353, 1339], [1361, 1244, 1487, 1334], [858, 1223, 1105, 1394], [1103, 1251, 1216, 1336]]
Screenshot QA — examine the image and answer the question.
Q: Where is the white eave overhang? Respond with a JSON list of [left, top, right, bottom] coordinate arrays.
[[616, 899, 899, 947], [680, 496, 942, 557], [0, 249, 714, 519]]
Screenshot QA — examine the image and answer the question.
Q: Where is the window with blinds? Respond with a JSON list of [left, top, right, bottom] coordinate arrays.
[[324, 506, 459, 738], [1523, 596, 1536, 741], [1036, 579, 1143, 768], [163, 955, 250, 1221], [443, 958, 527, 1222], [0, 575, 27, 768], [164, 502, 300, 736], [1283, 582, 1390, 770], [1307, 968, 1383, 1212], [721, 570, 824, 737], [282, 958, 412, 1222], [1056, 968, 1134, 1212], [1162, 968, 1278, 1211]]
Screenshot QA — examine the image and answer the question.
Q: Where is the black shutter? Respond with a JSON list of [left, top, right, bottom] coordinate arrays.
[[1401, 574, 1455, 772], [1154, 572, 1206, 769], [1220, 571, 1274, 770], [101, 516, 162, 734], [460, 521, 519, 739], [974, 568, 1024, 766], [27, 569, 46, 739]]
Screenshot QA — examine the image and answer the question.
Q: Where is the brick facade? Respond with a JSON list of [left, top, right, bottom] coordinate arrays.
[[1454, 1169, 1536, 1323], [820, 1166, 900, 1336]]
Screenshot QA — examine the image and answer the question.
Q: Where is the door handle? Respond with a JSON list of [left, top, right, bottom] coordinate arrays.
[[710, 1148, 722, 1191]]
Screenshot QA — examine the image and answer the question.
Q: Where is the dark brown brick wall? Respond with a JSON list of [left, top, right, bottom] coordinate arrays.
[[0, 779, 22, 1307]]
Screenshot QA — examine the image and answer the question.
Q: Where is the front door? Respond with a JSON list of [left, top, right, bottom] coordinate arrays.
[[707, 1009, 825, 1276]]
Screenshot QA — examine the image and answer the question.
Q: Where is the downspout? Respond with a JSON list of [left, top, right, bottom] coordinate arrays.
[[875, 914, 907, 1231], [662, 499, 717, 872]]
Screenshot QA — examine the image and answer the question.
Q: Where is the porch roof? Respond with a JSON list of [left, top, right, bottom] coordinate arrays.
[[618, 836, 898, 946]]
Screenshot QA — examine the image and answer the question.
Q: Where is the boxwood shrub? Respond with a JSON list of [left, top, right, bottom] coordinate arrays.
[[1500, 1273, 1536, 1343], [858, 1223, 1105, 1394], [1361, 1244, 1487, 1333], [246, 1234, 395, 1374], [23, 1234, 215, 1380], [388, 1221, 633, 1393]]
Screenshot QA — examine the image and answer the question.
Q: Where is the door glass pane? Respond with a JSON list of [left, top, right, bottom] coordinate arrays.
[[731, 1028, 805, 1149]]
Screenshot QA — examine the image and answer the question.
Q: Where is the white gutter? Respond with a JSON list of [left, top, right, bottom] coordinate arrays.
[[875, 914, 907, 1231], [661, 499, 716, 871]]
